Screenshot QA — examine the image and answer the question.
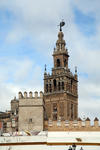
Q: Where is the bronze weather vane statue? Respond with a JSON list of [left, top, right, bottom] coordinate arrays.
[[59, 20, 65, 31]]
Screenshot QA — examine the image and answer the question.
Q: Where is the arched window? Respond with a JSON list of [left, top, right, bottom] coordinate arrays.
[[49, 84, 52, 92], [53, 103, 57, 120], [64, 59, 67, 67], [58, 82, 60, 91], [16, 108, 18, 114], [53, 79, 56, 91], [71, 80, 73, 86], [46, 84, 48, 93], [67, 102, 69, 117], [71, 104, 73, 119], [57, 59, 60, 67], [53, 114, 57, 120], [71, 80, 73, 92], [62, 82, 64, 90]]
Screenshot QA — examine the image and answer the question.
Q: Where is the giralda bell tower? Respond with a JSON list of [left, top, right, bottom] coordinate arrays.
[[44, 21, 78, 121]]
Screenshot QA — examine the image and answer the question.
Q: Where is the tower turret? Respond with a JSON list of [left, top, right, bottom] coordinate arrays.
[[44, 22, 78, 121], [53, 30, 69, 70]]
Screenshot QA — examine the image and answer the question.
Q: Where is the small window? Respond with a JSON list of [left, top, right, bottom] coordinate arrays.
[[64, 59, 67, 67], [57, 59, 60, 67], [53, 106, 57, 112], [62, 82, 64, 90], [16, 108, 18, 114], [53, 103, 57, 112], [53, 79, 56, 91], [29, 118, 32, 123], [58, 82, 60, 91], [71, 104, 73, 119], [53, 103, 57, 121], [53, 114, 57, 121], [49, 84, 52, 92], [71, 80, 73, 90], [71, 80, 73, 85], [46, 84, 48, 93]]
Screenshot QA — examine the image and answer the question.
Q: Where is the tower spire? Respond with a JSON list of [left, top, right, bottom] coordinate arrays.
[[75, 66, 77, 74], [45, 64, 47, 72], [44, 64, 47, 75]]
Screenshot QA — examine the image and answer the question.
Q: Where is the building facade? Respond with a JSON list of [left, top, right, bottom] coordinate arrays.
[[44, 28, 78, 121], [0, 91, 44, 133], [18, 91, 44, 132]]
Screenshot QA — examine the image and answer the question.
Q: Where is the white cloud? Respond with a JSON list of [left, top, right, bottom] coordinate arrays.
[[0, 0, 73, 44], [0, 83, 18, 111], [14, 59, 33, 82], [0, 57, 43, 111]]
